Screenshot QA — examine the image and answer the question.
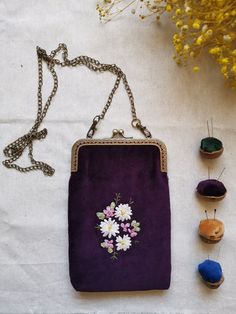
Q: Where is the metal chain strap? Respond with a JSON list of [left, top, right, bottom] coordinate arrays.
[[2, 43, 152, 176]]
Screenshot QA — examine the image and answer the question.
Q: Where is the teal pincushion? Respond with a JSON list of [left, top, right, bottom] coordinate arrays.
[[200, 137, 223, 153], [200, 137, 223, 158]]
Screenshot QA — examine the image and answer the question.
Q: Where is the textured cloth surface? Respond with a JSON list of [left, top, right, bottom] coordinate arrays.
[[1, 0, 236, 313], [69, 144, 171, 291]]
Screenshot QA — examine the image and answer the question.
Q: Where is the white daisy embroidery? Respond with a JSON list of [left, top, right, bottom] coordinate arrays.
[[115, 203, 132, 221], [100, 218, 120, 238], [116, 234, 132, 251], [96, 193, 141, 259]]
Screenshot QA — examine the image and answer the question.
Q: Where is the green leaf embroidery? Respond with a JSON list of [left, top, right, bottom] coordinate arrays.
[[108, 247, 113, 254], [111, 251, 118, 260], [96, 212, 105, 220]]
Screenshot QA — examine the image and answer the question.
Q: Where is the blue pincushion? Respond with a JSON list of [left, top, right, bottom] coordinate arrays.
[[198, 259, 222, 283]]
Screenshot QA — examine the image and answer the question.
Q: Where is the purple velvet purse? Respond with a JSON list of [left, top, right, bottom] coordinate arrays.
[[68, 131, 171, 292], [2, 44, 171, 292]]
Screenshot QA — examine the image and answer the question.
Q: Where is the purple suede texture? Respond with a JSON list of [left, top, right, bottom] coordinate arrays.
[[197, 179, 227, 197], [68, 144, 171, 292]]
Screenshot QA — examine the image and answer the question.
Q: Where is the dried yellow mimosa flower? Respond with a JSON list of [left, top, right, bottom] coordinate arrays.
[[97, 0, 236, 88]]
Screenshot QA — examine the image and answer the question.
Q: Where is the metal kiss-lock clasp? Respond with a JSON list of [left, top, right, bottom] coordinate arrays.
[[111, 129, 133, 139]]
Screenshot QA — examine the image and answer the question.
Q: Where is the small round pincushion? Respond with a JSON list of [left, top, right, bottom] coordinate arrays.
[[200, 137, 223, 159], [198, 219, 224, 243], [198, 259, 224, 288], [196, 179, 227, 200]]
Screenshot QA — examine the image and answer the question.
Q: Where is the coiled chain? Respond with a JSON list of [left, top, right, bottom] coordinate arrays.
[[2, 43, 152, 176]]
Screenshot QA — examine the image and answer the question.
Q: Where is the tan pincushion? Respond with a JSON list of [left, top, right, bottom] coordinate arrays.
[[198, 219, 224, 243]]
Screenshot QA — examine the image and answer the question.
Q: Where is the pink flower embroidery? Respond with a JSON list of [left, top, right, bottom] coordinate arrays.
[[104, 239, 114, 249], [103, 206, 115, 218], [121, 222, 130, 232], [128, 228, 138, 238]]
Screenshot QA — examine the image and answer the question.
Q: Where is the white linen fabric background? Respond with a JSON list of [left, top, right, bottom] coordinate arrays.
[[1, 1, 236, 313]]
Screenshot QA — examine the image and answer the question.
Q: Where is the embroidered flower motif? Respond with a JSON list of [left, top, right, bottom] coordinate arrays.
[[100, 218, 119, 238], [131, 220, 141, 232], [104, 239, 114, 249], [101, 239, 114, 253], [103, 206, 115, 218], [96, 193, 141, 260], [128, 228, 138, 238], [115, 203, 132, 221], [121, 222, 130, 232], [116, 234, 132, 251]]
